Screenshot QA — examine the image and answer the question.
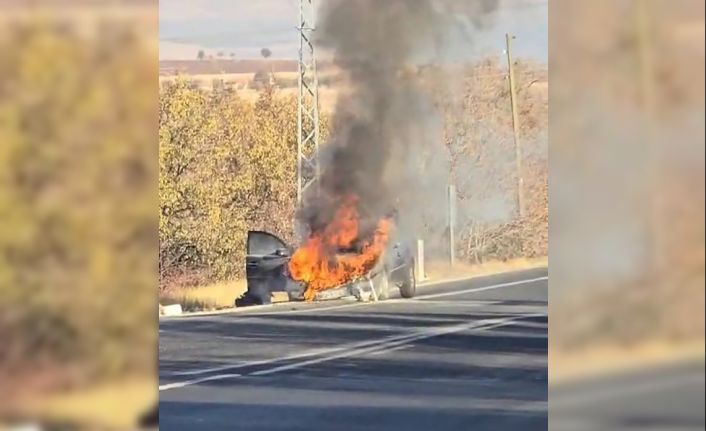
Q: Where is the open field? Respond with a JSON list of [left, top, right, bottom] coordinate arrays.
[[158, 69, 340, 88], [159, 59, 299, 75], [159, 72, 342, 113], [159, 72, 299, 89]]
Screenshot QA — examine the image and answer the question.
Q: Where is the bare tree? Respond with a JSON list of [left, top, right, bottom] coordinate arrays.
[[197, 50, 205, 61], [260, 48, 274, 86]]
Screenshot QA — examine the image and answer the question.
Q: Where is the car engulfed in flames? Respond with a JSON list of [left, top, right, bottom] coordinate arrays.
[[236, 198, 416, 307]]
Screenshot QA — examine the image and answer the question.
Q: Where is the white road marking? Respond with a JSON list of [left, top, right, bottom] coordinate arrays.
[[160, 303, 369, 334], [160, 275, 547, 380], [164, 324, 429, 377], [159, 303, 275, 320], [165, 362, 248, 376], [247, 301, 364, 316], [469, 328, 548, 339], [248, 313, 544, 377], [414, 276, 548, 300], [368, 344, 413, 356], [158, 373, 242, 391], [404, 300, 500, 307], [160, 312, 544, 390]]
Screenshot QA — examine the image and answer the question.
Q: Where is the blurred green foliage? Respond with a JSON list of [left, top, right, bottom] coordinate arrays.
[[0, 21, 157, 387]]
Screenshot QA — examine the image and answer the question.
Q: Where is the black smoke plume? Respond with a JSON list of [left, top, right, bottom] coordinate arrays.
[[297, 0, 499, 240]]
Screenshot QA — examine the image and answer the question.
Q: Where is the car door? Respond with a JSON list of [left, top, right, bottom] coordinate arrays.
[[244, 231, 291, 303]]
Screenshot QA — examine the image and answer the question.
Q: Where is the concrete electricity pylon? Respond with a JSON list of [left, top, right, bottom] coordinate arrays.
[[296, 0, 321, 204]]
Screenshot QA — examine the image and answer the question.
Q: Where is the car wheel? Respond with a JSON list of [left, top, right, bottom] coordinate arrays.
[[287, 287, 305, 302], [398, 262, 416, 299]]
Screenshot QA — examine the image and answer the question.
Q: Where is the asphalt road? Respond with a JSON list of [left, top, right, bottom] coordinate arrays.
[[159, 268, 549, 431], [551, 360, 705, 431]]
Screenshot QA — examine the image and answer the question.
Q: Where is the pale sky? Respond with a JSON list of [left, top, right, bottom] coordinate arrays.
[[159, 0, 547, 62]]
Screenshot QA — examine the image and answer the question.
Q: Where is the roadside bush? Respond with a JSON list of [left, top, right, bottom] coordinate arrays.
[[0, 21, 156, 388]]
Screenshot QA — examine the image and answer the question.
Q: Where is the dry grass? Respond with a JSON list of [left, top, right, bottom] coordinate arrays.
[[13, 377, 156, 429], [159, 70, 337, 88], [160, 279, 247, 311], [160, 71, 254, 85], [423, 256, 548, 282], [235, 86, 340, 113], [550, 339, 705, 384]]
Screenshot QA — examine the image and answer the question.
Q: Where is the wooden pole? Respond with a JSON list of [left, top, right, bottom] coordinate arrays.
[[506, 33, 525, 218]]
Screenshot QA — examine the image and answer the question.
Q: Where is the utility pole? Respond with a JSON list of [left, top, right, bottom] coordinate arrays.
[[506, 33, 525, 218], [296, 0, 321, 206]]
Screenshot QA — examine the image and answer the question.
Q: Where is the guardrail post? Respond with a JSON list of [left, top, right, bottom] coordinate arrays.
[[416, 239, 426, 281]]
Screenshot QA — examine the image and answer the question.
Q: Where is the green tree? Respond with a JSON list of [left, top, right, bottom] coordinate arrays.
[[0, 21, 157, 382], [159, 82, 327, 287]]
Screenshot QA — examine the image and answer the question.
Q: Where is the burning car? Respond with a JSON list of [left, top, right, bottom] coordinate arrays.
[[235, 227, 417, 307]]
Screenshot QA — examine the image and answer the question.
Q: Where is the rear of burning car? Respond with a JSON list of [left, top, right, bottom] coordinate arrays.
[[236, 226, 416, 306], [235, 231, 302, 306]]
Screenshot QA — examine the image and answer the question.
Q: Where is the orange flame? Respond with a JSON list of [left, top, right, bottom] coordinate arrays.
[[288, 196, 391, 300]]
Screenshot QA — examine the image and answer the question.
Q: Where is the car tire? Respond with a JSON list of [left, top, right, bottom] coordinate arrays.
[[287, 289, 304, 302], [235, 282, 272, 307], [398, 262, 416, 299]]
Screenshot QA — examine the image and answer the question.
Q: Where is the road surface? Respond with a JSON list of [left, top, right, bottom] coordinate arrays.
[[159, 268, 549, 430]]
